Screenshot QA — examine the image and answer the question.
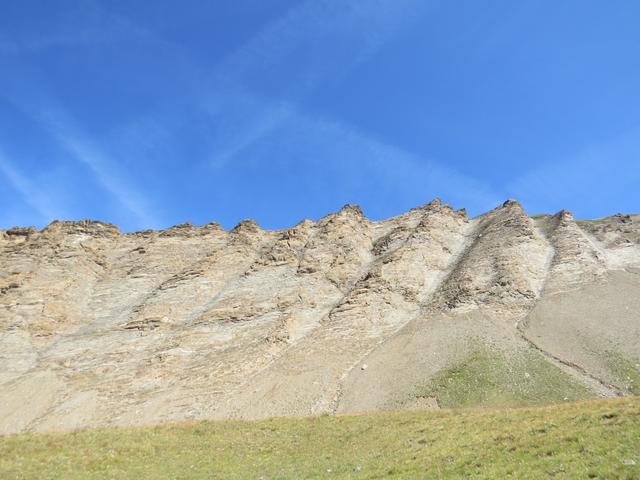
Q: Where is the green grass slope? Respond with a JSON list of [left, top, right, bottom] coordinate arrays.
[[1, 398, 639, 479], [415, 346, 595, 408], [604, 351, 640, 395]]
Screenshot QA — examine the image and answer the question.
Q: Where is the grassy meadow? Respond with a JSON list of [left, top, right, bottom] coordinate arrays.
[[415, 346, 595, 409], [1, 397, 639, 479]]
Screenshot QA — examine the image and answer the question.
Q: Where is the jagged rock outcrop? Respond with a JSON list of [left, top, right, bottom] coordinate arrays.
[[1, 200, 639, 433]]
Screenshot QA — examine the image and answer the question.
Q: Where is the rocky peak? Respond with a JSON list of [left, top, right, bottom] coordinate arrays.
[[410, 198, 447, 214], [159, 222, 222, 237], [554, 209, 575, 226], [282, 219, 314, 239], [3, 226, 38, 239], [338, 203, 365, 219], [611, 213, 633, 224], [42, 220, 121, 238], [159, 222, 194, 237], [231, 219, 261, 235], [501, 199, 522, 209]]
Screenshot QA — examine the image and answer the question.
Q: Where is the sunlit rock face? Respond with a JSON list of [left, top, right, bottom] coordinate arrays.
[[1, 200, 639, 433]]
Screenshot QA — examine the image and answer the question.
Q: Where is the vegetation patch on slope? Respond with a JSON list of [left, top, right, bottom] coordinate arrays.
[[1, 398, 639, 479], [604, 351, 640, 395], [415, 345, 594, 408]]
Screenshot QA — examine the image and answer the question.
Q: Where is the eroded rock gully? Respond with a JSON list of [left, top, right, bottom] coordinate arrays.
[[1, 200, 639, 433]]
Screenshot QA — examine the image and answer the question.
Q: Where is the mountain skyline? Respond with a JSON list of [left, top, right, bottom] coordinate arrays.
[[2, 1, 639, 232]]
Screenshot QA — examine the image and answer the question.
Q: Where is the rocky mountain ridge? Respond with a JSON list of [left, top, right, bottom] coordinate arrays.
[[1, 199, 639, 434]]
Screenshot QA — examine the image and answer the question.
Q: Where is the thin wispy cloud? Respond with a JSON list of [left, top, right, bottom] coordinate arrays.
[[177, 0, 500, 223], [507, 126, 640, 217], [205, 0, 432, 168], [216, 0, 430, 89], [307, 116, 501, 214], [4, 1, 633, 231], [40, 110, 159, 230], [0, 0, 151, 55], [204, 93, 294, 169], [230, 107, 502, 217], [0, 3, 167, 230], [0, 66, 160, 229], [0, 149, 65, 223], [0, 28, 112, 55], [20, 0, 470, 221], [203, 88, 503, 216]]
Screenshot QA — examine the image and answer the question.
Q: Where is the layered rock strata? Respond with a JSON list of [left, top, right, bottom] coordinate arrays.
[[1, 200, 638, 433]]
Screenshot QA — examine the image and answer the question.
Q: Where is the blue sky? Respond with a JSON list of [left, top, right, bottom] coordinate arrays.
[[1, 0, 638, 231]]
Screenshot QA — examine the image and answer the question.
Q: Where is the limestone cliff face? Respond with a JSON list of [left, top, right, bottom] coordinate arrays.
[[1, 200, 639, 433]]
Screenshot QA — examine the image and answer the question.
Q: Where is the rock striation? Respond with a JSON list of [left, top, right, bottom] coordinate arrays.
[[1, 200, 639, 433]]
